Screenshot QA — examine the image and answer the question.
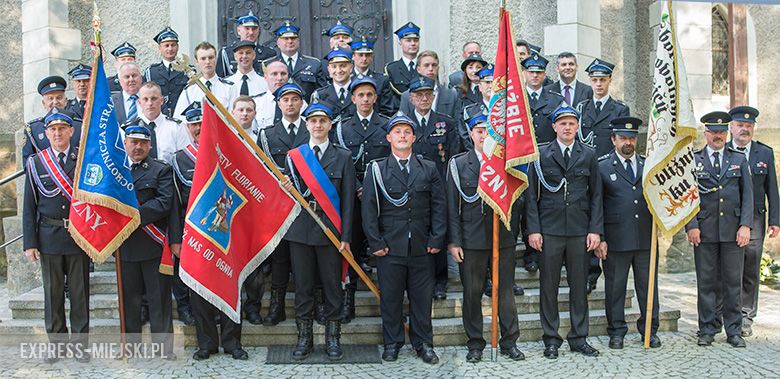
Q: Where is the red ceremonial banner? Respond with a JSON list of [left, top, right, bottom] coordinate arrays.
[[179, 100, 300, 323], [478, 9, 539, 228]]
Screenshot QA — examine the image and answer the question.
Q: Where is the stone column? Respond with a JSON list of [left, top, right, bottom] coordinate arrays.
[[392, 0, 452, 79], [8, 0, 82, 297], [169, 0, 219, 58], [543, 0, 601, 80]]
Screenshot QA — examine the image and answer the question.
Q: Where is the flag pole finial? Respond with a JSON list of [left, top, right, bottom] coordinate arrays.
[[91, 1, 101, 46]]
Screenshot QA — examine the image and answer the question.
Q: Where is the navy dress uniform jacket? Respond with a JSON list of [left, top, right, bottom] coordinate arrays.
[[576, 97, 630, 156], [23, 148, 83, 255], [169, 149, 196, 245], [411, 111, 463, 177], [283, 142, 356, 246], [120, 157, 175, 262], [529, 89, 565, 144], [686, 148, 753, 242], [598, 151, 651, 252], [144, 62, 189, 117], [329, 111, 391, 186], [446, 150, 522, 250], [362, 154, 447, 256], [257, 119, 310, 173], [274, 53, 327, 102], [525, 141, 604, 237], [727, 140, 780, 238], [384, 59, 420, 112], [311, 84, 355, 120], [23, 116, 82, 163]]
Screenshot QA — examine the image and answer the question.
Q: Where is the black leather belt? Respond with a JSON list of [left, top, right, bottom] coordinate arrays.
[[40, 215, 69, 228]]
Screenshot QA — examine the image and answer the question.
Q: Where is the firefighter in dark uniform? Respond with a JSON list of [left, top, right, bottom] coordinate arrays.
[[119, 125, 177, 359], [447, 106, 524, 363], [351, 36, 395, 117], [726, 106, 780, 337], [596, 117, 660, 350], [269, 21, 327, 102], [319, 20, 354, 82], [144, 27, 189, 117], [407, 76, 462, 299], [108, 42, 137, 93], [363, 114, 446, 365], [576, 59, 631, 157], [65, 63, 91, 119], [23, 76, 83, 163], [525, 106, 603, 359], [216, 11, 277, 78], [330, 75, 391, 322], [576, 59, 630, 293], [168, 103, 248, 361], [282, 103, 356, 361], [311, 48, 356, 121], [23, 111, 90, 363], [255, 81, 309, 326], [519, 54, 564, 272], [384, 22, 421, 114], [686, 111, 753, 348]]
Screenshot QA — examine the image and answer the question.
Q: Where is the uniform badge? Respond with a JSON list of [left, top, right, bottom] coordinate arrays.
[[38, 133, 45, 140], [432, 122, 447, 137], [757, 161, 768, 168], [610, 173, 617, 182], [729, 164, 740, 170]]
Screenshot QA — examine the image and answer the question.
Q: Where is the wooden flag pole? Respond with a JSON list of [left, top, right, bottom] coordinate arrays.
[[172, 59, 381, 301], [491, 214, 500, 361], [644, 222, 658, 349], [114, 249, 128, 361]]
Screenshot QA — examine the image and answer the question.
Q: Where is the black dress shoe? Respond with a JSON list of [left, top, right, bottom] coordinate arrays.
[[585, 281, 595, 295], [525, 261, 538, 273], [483, 279, 493, 297], [570, 342, 599, 357], [229, 348, 249, 360], [543, 345, 558, 359], [642, 334, 662, 348], [382, 345, 399, 361], [433, 289, 447, 300], [513, 284, 525, 296], [697, 334, 714, 346], [466, 348, 482, 363], [416, 343, 439, 364], [192, 349, 211, 361], [140, 306, 149, 326], [500, 346, 525, 360], [609, 336, 624, 349], [246, 312, 263, 325], [727, 335, 746, 348], [360, 262, 373, 274]]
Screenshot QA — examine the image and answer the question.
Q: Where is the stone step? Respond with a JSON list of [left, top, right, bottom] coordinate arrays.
[[86, 266, 563, 294], [9, 285, 626, 320], [0, 307, 680, 347]]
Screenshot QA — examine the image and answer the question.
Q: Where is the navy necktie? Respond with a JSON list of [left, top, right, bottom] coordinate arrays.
[[240, 75, 249, 96], [625, 158, 634, 181]]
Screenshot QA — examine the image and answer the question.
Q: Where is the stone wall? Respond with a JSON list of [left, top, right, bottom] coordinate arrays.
[[448, 0, 557, 82], [68, 0, 172, 77]]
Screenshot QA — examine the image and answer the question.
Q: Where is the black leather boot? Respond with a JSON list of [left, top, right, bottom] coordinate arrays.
[[314, 289, 326, 326], [325, 320, 343, 360], [339, 287, 356, 323], [263, 288, 287, 326], [292, 319, 313, 360]]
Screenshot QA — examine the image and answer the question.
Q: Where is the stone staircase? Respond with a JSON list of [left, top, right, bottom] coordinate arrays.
[[1, 249, 681, 347]]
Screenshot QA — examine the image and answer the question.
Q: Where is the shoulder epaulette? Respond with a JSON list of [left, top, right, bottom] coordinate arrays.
[[614, 99, 627, 106], [452, 151, 469, 159], [26, 117, 44, 126], [301, 54, 318, 61], [333, 144, 351, 153], [728, 146, 745, 154], [166, 116, 182, 123], [153, 158, 171, 166], [218, 77, 234, 85], [598, 153, 611, 161], [755, 140, 773, 151]]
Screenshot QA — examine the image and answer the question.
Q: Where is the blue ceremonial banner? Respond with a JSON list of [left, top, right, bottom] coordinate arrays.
[[68, 52, 141, 263]]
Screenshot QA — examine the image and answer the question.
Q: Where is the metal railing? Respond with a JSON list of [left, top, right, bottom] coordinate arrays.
[[0, 169, 25, 248]]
